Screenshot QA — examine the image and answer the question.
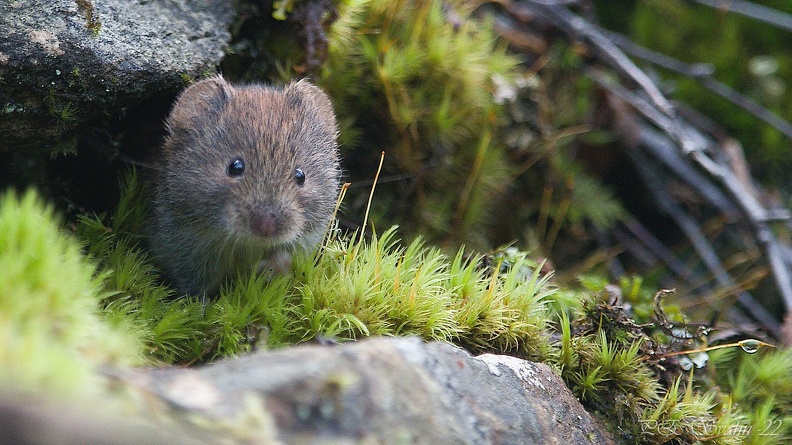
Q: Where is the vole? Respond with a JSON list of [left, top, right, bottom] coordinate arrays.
[[150, 75, 340, 296]]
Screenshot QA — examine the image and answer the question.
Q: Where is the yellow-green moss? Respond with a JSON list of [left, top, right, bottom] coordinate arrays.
[[319, 0, 520, 247], [80, 174, 556, 362], [2, 179, 788, 443], [0, 189, 141, 397]]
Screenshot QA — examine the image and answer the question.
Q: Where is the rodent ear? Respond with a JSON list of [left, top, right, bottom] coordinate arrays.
[[167, 75, 233, 133], [286, 80, 337, 131]]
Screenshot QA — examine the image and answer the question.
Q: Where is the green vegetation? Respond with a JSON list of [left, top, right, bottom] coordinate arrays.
[[271, 0, 299, 20], [75, 0, 101, 36], [75, 171, 555, 363], [1, 176, 789, 443], [709, 342, 792, 444], [1, 0, 790, 443], [0, 189, 140, 398], [46, 88, 80, 135], [552, 280, 786, 444], [313, 1, 628, 259], [317, 0, 521, 247], [599, 0, 792, 187]]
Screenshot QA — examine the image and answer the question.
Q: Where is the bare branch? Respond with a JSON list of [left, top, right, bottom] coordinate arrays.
[[625, 143, 780, 332], [690, 0, 792, 33], [506, 1, 677, 116], [603, 29, 792, 142], [592, 69, 792, 324], [494, 0, 792, 333], [614, 220, 710, 290]]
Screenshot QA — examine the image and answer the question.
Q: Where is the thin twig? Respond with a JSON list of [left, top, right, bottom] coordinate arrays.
[[591, 69, 792, 316], [637, 125, 738, 218], [509, 1, 677, 117], [618, 220, 710, 292], [626, 147, 780, 332], [360, 151, 385, 244], [689, 0, 792, 32], [603, 29, 792, 142]]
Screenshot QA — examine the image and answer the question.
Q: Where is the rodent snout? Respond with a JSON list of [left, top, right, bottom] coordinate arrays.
[[251, 207, 286, 239]]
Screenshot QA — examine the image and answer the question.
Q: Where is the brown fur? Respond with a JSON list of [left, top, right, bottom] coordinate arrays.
[[150, 76, 340, 296]]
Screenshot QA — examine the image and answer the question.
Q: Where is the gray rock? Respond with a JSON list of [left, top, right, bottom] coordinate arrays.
[[0, 0, 234, 152], [123, 337, 615, 444], [0, 394, 211, 445]]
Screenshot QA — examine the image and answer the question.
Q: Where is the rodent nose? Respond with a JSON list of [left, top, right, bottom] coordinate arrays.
[[252, 208, 282, 238]]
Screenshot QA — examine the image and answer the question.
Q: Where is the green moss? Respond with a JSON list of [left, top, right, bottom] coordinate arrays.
[[50, 101, 78, 125], [2, 174, 788, 443], [0, 189, 140, 397], [710, 347, 792, 444], [76, 0, 102, 36], [77, 173, 556, 362], [555, 309, 748, 444], [272, 0, 299, 20], [557, 277, 792, 444], [320, 0, 520, 247]]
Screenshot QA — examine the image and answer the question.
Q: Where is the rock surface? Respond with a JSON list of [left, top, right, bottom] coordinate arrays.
[[120, 337, 615, 444], [0, 395, 207, 445], [0, 0, 234, 152]]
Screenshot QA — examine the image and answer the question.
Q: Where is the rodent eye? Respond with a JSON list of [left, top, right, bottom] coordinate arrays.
[[294, 168, 305, 186], [227, 158, 245, 177]]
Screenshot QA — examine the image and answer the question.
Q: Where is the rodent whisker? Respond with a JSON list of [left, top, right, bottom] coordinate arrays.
[[346, 173, 412, 189], [118, 155, 164, 173]]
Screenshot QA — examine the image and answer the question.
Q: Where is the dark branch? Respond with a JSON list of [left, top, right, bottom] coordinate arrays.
[[494, 0, 792, 334], [689, 0, 792, 33], [603, 29, 792, 142]]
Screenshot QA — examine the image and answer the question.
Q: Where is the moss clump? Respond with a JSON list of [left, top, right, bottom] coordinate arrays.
[[553, 278, 792, 444], [271, 0, 299, 21], [555, 312, 730, 444], [3, 176, 789, 443], [0, 189, 140, 397], [78, 172, 556, 363], [710, 347, 792, 444], [319, 0, 520, 247]]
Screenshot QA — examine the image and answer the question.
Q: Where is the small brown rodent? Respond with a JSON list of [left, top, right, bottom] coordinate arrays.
[[150, 75, 340, 296]]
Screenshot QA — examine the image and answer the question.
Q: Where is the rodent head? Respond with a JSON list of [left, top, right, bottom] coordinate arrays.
[[159, 76, 341, 249]]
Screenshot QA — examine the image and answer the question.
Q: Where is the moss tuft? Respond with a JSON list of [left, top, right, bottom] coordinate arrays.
[[3, 174, 789, 442], [0, 189, 140, 397], [73, 171, 556, 363], [320, 0, 520, 246]]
